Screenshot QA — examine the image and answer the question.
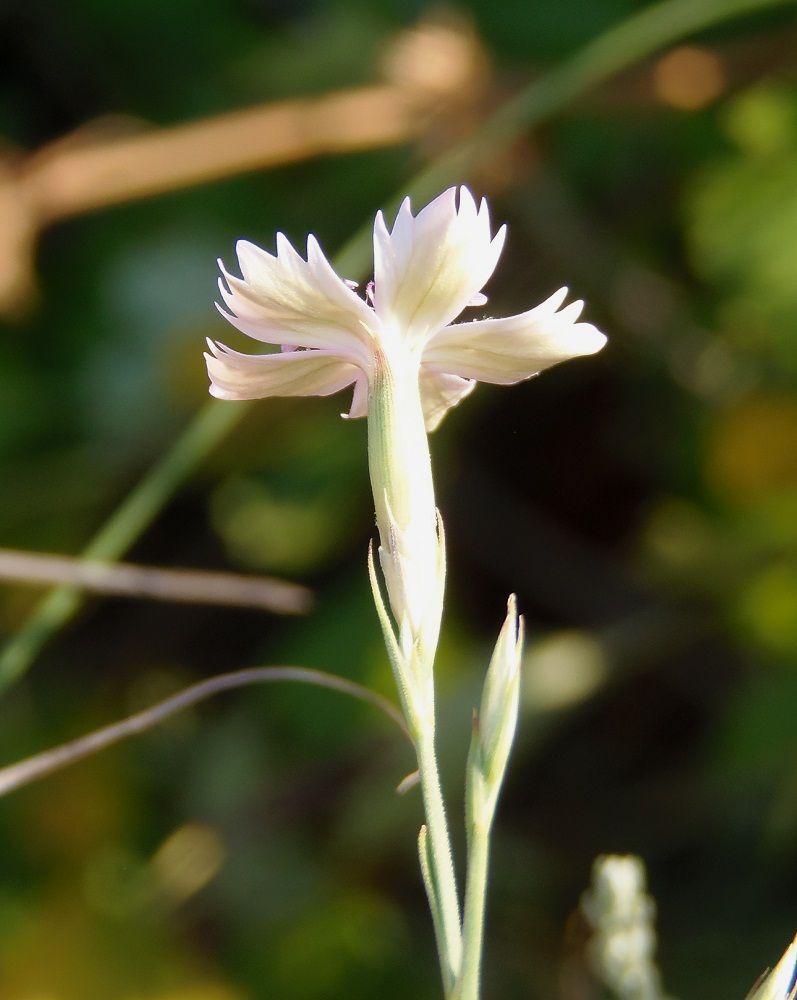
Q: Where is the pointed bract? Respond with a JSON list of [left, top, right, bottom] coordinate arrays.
[[466, 596, 524, 827], [478, 595, 524, 773]]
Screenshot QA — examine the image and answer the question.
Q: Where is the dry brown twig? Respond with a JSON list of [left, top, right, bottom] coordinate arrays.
[[0, 547, 312, 615], [0, 16, 490, 317]]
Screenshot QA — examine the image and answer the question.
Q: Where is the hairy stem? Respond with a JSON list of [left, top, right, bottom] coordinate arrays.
[[456, 817, 492, 1000], [416, 729, 463, 994]]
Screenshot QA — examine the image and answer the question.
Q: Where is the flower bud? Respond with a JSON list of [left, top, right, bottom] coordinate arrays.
[[467, 596, 524, 825], [479, 596, 523, 766]]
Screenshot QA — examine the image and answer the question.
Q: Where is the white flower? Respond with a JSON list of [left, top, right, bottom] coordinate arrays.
[[207, 187, 606, 690], [206, 186, 606, 432]]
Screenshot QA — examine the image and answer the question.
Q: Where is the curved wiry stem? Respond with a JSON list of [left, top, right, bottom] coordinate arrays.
[[0, 665, 409, 798]]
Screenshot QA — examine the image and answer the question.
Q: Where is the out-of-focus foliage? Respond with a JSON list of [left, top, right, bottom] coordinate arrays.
[[1, 0, 796, 998]]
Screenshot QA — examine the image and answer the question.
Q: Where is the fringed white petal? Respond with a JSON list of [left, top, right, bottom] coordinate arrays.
[[209, 196, 607, 428], [422, 287, 606, 385], [205, 340, 359, 402], [419, 367, 476, 432], [341, 372, 369, 420], [373, 186, 506, 344], [217, 234, 377, 367]]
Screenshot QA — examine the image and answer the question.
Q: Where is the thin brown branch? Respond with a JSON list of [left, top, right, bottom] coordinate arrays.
[[0, 548, 312, 615], [20, 85, 428, 224], [0, 665, 409, 798], [0, 16, 490, 317]]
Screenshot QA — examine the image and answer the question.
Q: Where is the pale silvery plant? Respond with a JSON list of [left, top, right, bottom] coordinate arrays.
[[582, 854, 671, 1000], [581, 855, 797, 1000], [206, 186, 606, 999]]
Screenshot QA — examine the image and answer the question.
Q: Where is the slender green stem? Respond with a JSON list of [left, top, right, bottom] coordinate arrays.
[[366, 343, 459, 989], [1, 0, 788, 691], [456, 817, 492, 1000], [0, 400, 246, 690], [416, 728, 462, 995]]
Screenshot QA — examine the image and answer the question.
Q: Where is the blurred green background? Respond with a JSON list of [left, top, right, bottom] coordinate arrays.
[[1, 0, 796, 997]]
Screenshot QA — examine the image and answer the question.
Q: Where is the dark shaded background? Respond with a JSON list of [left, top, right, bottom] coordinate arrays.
[[1, 0, 796, 997]]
